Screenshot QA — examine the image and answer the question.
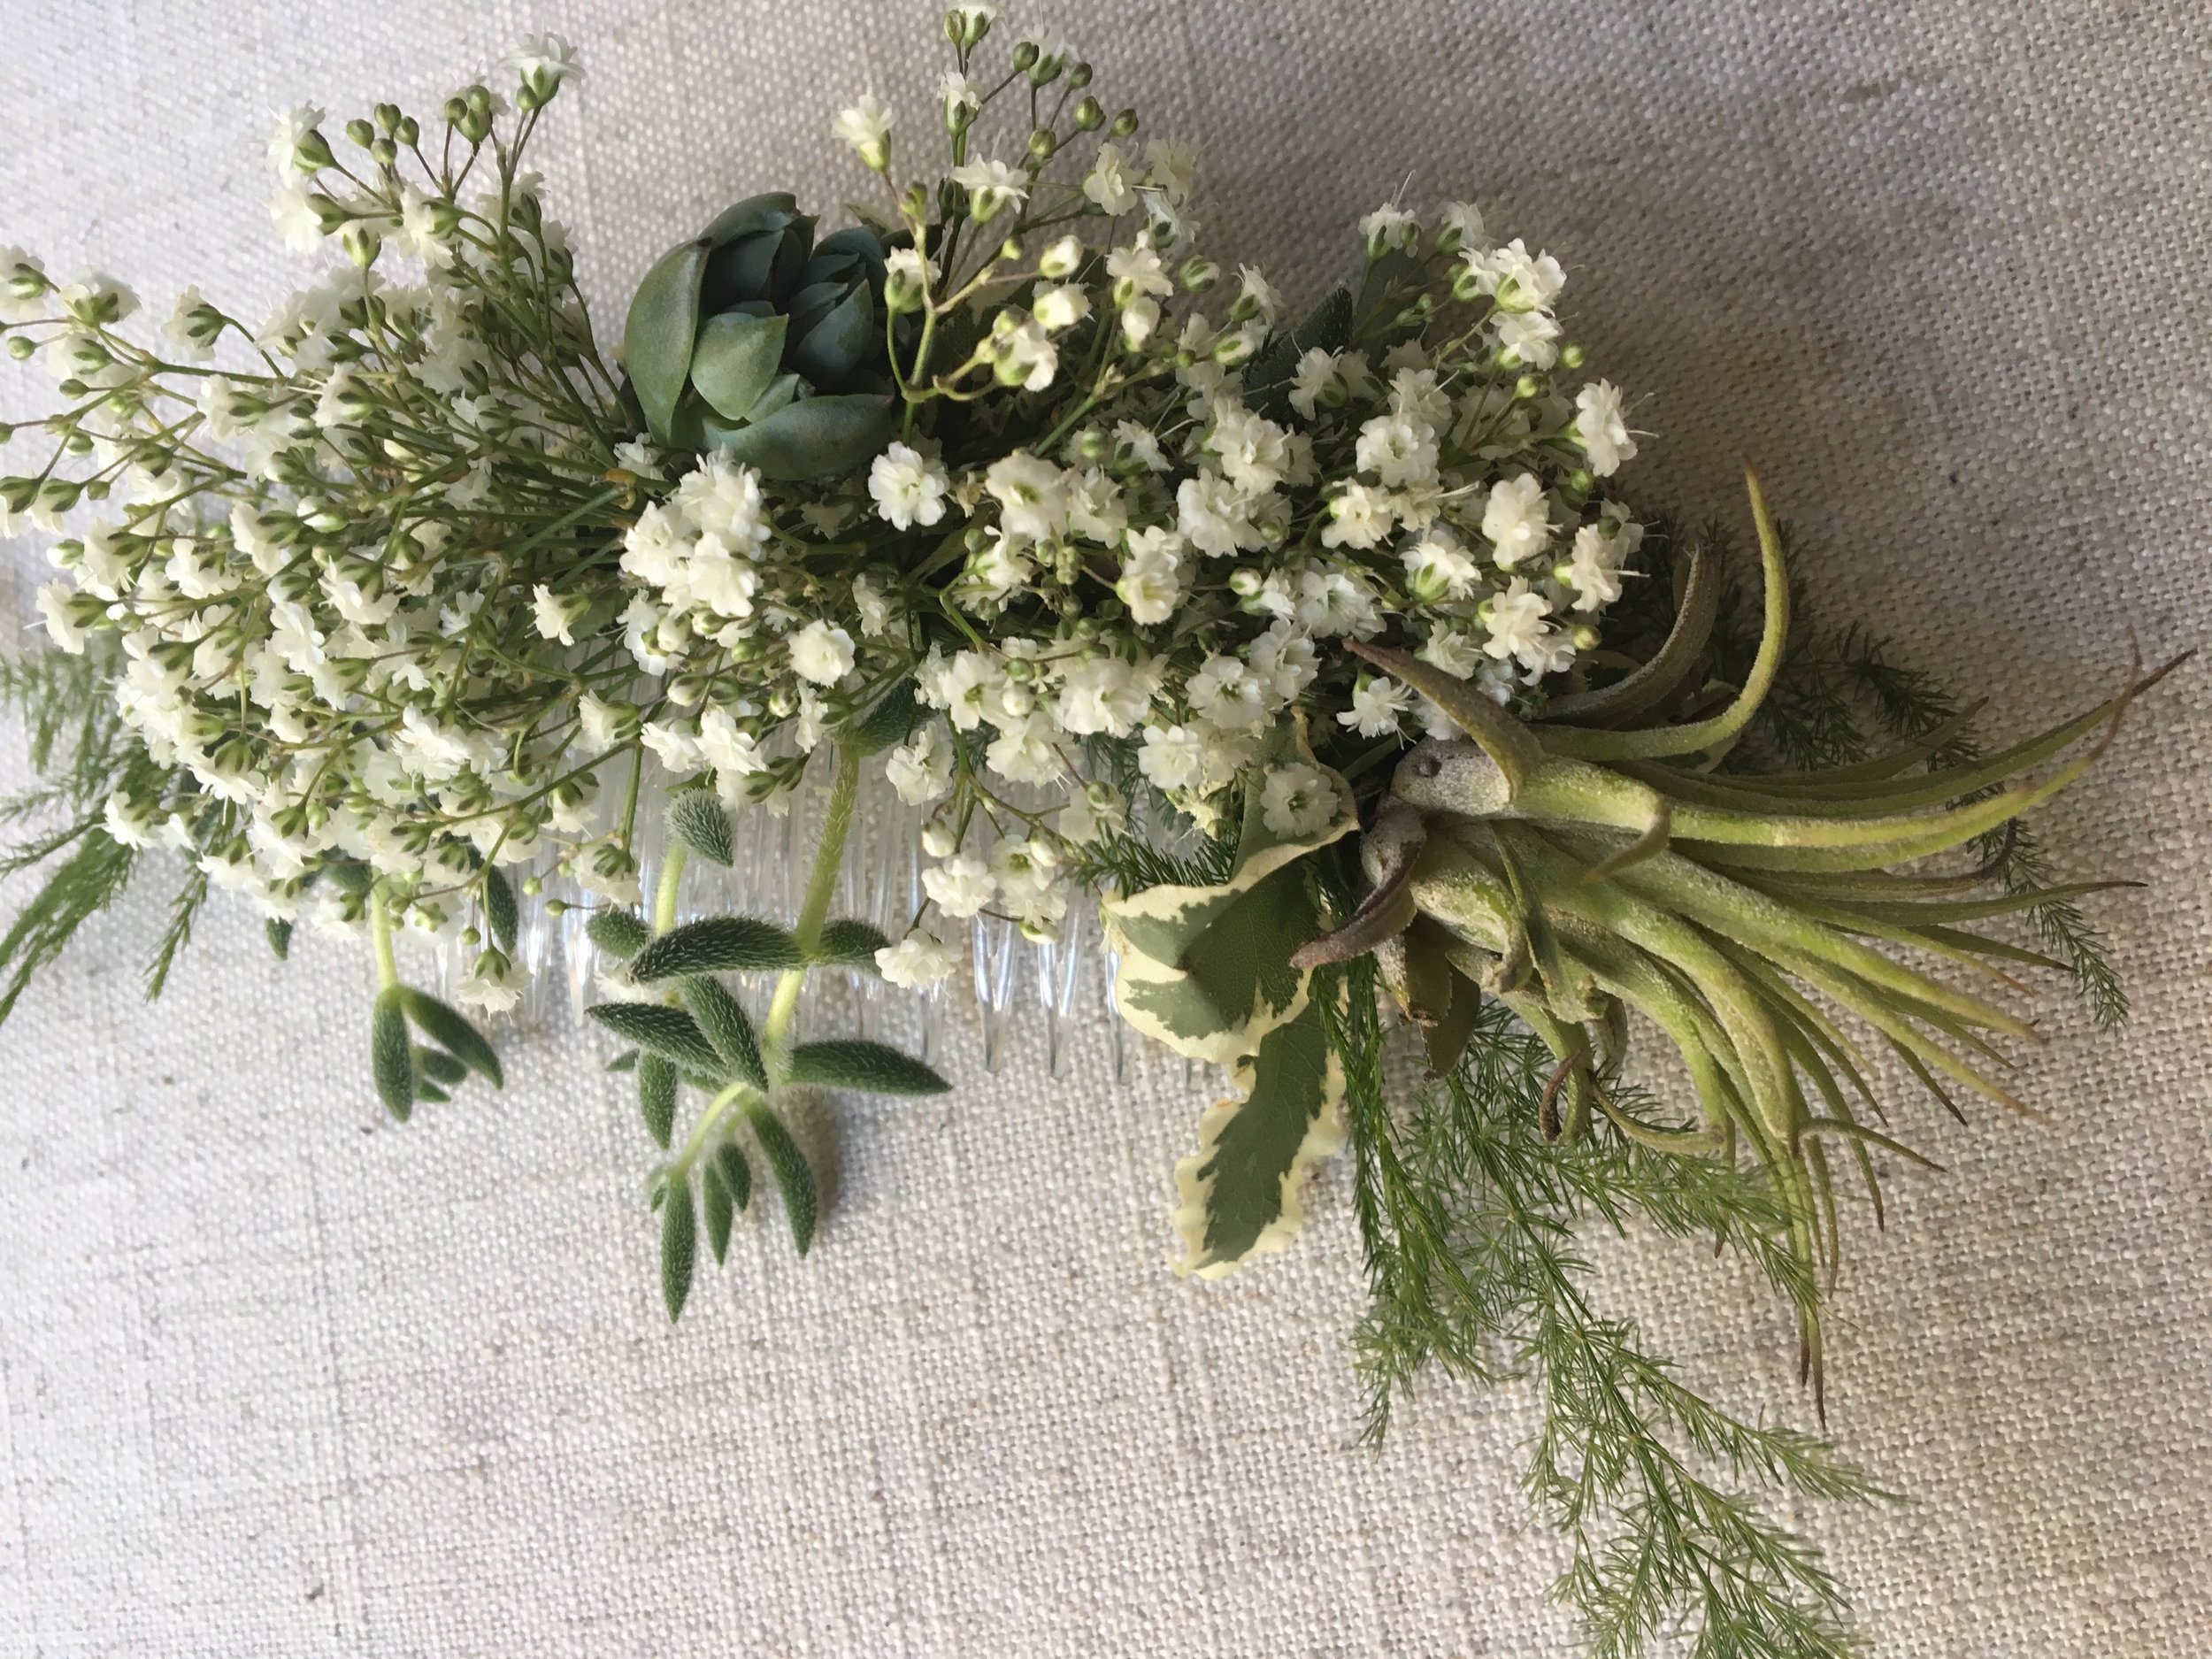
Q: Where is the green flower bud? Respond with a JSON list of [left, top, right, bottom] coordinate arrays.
[[1110, 108, 1139, 138], [294, 129, 335, 172], [1560, 342, 1586, 370], [1072, 95, 1104, 132], [345, 118, 375, 149], [1027, 127, 1056, 162], [1011, 41, 1038, 71], [341, 222, 382, 269], [1179, 256, 1219, 291]]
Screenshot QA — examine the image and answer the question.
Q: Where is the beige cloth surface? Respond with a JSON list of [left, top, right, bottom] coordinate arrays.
[[4, 2, 2209, 1654]]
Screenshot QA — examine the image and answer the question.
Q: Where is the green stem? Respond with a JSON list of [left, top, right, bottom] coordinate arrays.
[[370, 885, 400, 991], [653, 841, 688, 935], [672, 1076, 758, 1178], [758, 742, 862, 1075]]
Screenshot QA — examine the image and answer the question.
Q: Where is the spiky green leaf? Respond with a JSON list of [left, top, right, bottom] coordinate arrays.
[[638, 1053, 678, 1148], [482, 868, 518, 953], [660, 1175, 697, 1320], [588, 1001, 725, 1075], [680, 975, 766, 1087], [811, 918, 891, 970], [587, 907, 652, 960], [630, 916, 803, 980], [702, 1164, 735, 1263], [666, 790, 733, 868], [845, 679, 919, 757], [714, 1142, 753, 1212], [786, 1039, 949, 1095], [746, 1102, 817, 1255], [371, 987, 413, 1120], [400, 989, 503, 1088]]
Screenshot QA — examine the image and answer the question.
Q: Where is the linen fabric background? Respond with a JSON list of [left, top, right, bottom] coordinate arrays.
[[3, 2, 2208, 1654]]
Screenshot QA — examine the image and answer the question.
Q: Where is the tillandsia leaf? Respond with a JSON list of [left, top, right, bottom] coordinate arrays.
[[400, 990, 503, 1088], [746, 1102, 817, 1256], [1347, 642, 1542, 796], [680, 976, 767, 1087], [371, 987, 413, 1121], [666, 791, 734, 868], [588, 1001, 726, 1076], [785, 1039, 949, 1095], [1541, 465, 1793, 764], [843, 679, 920, 757], [1292, 800, 1425, 970], [482, 869, 518, 954], [587, 908, 652, 961], [1104, 717, 1354, 1064], [638, 1054, 678, 1148], [810, 918, 891, 969], [629, 916, 803, 981], [1540, 538, 1722, 726], [1171, 988, 1348, 1278], [660, 1174, 697, 1321]]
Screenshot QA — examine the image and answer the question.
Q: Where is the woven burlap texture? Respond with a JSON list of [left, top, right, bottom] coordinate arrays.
[[4, 2, 2208, 1655]]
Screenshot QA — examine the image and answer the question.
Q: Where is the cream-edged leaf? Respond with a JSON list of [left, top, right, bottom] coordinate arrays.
[[1171, 995, 1347, 1278]]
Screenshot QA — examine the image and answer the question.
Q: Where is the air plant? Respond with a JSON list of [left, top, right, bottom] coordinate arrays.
[[1299, 468, 2179, 1401]]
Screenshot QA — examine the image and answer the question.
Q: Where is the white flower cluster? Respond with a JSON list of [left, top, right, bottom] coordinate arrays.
[[4, 15, 1651, 1012], [3, 56, 637, 1010], [624, 42, 1647, 987]]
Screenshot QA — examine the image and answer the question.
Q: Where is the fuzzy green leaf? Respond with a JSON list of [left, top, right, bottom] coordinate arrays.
[[1172, 995, 1346, 1276], [371, 987, 413, 1120], [414, 1046, 468, 1087], [746, 1102, 816, 1255], [660, 1175, 697, 1320], [702, 1163, 735, 1263], [666, 791, 733, 868], [588, 1001, 725, 1075], [811, 918, 890, 970], [265, 917, 293, 961], [413, 1081, 450, 1104], [630, 916, 803, 981], [689, 310, 787, 421], [638, 1053, 678, 1148], [845, 679, 919, 757], [587, 907, 652, 960], [400, 989, 503, 1088], [715, 1142, 753, 1212], [786, 1039, 949, 1095], [680, 975, 766, 1087], [606, 1048, 640, 1073], [626, 236, 711, 443], [482, 869, 518, 953]]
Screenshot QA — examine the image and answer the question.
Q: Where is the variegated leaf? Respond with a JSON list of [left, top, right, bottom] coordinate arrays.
[[1171, 995, 1347, 1278], [1103, 718, 1353, 1064]]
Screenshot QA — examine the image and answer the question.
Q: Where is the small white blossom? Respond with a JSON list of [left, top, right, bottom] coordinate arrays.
[[923, 855, 996, 919], [788, 619, 856, 685], [1338, 675, 1414, 737], [877, 929, 955, 988], [1481, 473, 1553, 568], [833, 94, 894, 169], [1573, 380, 1639, 477], [868, 442, 950, 530], [1084, 142, 1140, 214], [1260, 763, 1339, 839], [951, 157, 1028, 217]]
